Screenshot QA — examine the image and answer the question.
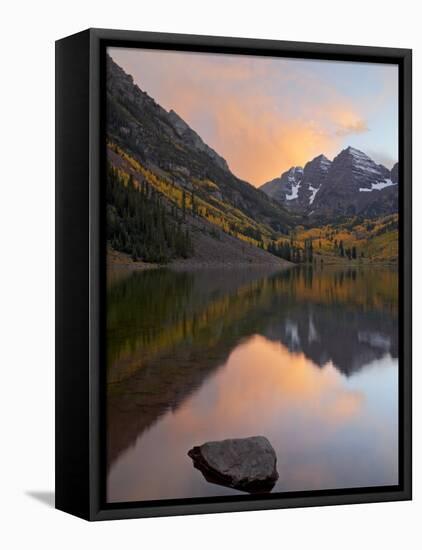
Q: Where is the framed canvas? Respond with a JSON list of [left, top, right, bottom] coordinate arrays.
[[55, 28, 412, 521]]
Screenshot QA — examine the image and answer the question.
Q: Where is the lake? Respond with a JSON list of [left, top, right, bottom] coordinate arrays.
[[106, 265, 399, 503]]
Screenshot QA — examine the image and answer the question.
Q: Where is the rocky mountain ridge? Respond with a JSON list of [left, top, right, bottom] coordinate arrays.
[[261, 146, 398, 219]]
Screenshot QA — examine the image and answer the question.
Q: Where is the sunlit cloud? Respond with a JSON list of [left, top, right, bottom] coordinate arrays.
[[335, 118, 369, 136]]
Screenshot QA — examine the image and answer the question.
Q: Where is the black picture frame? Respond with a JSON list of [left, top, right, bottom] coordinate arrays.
[[55, 28, 412, 521]]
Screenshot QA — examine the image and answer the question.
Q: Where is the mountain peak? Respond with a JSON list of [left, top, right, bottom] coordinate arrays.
[[333, 146, 386, 174], [287, 166, 303, 175], [305, 154, 331, 172], [261, 145, 397, 218], [314, 153, 330, 162], [340, 146, 370, 160]]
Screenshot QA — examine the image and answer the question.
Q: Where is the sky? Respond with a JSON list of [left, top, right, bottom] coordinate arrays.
[[108, 47, 398, 187]]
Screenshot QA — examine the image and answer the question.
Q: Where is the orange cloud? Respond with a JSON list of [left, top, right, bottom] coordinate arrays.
[[330, 108, 369, 136], [164, 78, 351, 184], [176, 98, 369, 184]]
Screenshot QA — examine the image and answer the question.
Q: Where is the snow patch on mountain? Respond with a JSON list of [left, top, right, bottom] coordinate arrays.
[[308, 184, 320, 204], [284, 168, 303, 200], [286, 180, 301, 200], [359, 179, 396, 192]]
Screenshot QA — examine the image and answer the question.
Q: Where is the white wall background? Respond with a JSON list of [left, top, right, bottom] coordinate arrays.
[[0, 1, 419, 548]]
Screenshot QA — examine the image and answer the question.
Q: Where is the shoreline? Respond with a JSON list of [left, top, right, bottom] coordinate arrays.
[[107, 248, 397, 272], [106, 247, 294, 272], [107, 258, 294, 272]]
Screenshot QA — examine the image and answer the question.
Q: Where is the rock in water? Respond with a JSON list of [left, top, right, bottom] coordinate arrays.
[[188, 436, 279, 493]]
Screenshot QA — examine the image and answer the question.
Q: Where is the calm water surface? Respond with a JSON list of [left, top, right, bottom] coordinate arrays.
[[106, 266, 398, 502]]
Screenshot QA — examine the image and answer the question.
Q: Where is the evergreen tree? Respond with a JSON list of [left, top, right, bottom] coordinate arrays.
[[182, 190, 186, 220], [191, 190, 196, 217], [106, 163, 194, 263]]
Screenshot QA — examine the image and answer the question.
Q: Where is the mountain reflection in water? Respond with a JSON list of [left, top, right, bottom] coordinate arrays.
[[106, 265, 398, 503]]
